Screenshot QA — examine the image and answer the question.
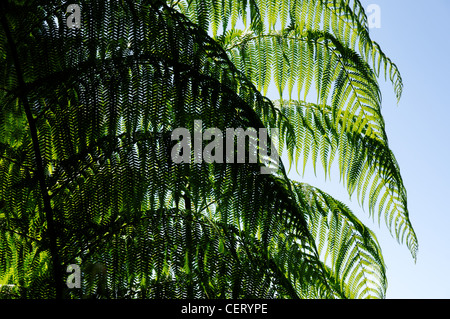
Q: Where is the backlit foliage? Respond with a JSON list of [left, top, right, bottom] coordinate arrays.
[[0, 0, 416, 299]]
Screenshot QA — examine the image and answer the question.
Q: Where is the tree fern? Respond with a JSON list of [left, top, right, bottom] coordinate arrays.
[[0, 0, 416, 299]]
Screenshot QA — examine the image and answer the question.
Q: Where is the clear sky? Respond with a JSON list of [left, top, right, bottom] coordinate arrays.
[[282, 0, 450, 298]]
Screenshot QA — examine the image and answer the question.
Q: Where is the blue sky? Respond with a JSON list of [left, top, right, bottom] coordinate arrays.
[[284, 0, 450, 298]]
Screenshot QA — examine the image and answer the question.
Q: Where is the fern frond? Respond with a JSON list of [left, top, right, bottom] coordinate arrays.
[[291, 181, 387, 299], [275, 99, 418, 259]]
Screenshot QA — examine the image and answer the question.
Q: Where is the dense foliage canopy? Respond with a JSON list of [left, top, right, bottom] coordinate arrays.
[[0, 0, 417, 299]]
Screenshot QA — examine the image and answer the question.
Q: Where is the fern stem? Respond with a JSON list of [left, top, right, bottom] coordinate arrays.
[[0, 11, 63, 299]]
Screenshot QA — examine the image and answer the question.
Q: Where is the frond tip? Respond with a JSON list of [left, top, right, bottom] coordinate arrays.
[[292, 181, 387, 299]]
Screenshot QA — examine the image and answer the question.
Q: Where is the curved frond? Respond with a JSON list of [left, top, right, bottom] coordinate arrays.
[[174, 0, 403, 101], [291, 181, 387, 299], [275, 99, 417, 259]]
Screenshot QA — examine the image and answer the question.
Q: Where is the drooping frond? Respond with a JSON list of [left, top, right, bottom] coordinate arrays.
[[291, 181, 387, 299], [275, 99, 418, 260], [223, 28, 387, 142], [173, 0, 403, 101]]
